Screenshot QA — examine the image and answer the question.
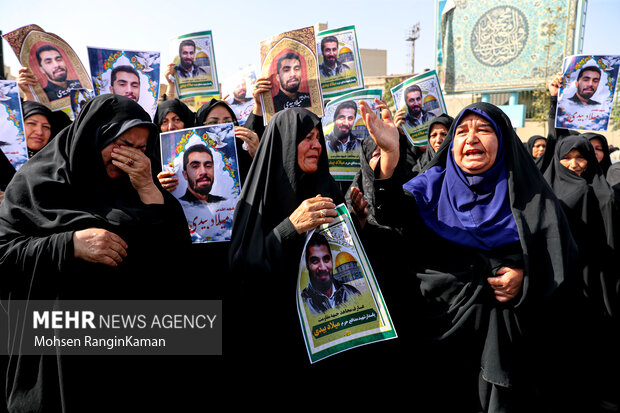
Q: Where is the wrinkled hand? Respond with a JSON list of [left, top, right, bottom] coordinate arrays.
[[252, 77, 271, 115], [111, 145, 163, 204], [349, 186, 368, 229], [73, 228, 128, 267], [289, 195, 337, 234], [157, 170, 179, 192], [235, 126, 260, 158], [487, 267, 524, 303], [548, 72, 562, 97], [18, 67, 37, 101]]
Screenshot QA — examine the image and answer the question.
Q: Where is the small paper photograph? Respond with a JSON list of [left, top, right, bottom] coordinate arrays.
[[322, 88, 382, 181], [391, 70, 447, 147], [556, 55, 620, 131], [222, 66, 257, 126], [3, 24, 92, 111], [171, 31, 220, 99], [159, 124, 241, 243], [0, 81, 28, 171], [259, 26, 323, 123], [316, 25, 364, 99], [69, 89, 96, 120], [87, 47, 161, 119]]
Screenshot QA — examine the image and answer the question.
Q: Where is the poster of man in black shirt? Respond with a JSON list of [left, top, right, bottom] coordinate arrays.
[[36, 45, 82, 102], [272, 52, 311, 112]]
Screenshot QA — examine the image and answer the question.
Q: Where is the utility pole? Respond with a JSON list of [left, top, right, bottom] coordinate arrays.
[[406, 23, 420, 74]]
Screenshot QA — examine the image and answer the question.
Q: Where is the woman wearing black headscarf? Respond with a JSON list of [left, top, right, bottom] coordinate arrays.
[[360, 101, 577, 412], [525, 135, 547, 169], [412, 113, 454, 175], [153, 98, 196, 189], [0, 94, 194, 411], [227, 107, 352, 386], [22, 101, 71, 159], [195, 99, 259, 183], [542, 134, 618, 411], [583, 132, 613, 177]]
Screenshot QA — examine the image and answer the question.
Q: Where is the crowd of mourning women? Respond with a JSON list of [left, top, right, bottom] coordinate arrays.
[[0, 60, 618, 412]]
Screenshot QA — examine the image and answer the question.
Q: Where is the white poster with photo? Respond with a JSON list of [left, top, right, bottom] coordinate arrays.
[[160, 124, 241, 243], [222, 66, 256, 126], [556, 54, 620, 132]]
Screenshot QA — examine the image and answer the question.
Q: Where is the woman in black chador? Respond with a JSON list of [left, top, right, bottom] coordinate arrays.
[[0, 94, 193, 411], [542, 134, 618, 411], [361, 101, 577, 412]]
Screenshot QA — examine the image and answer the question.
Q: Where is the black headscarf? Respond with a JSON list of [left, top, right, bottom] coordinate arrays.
[[582, 132, 612, 176], [413, 113, 454, 174], [22, 101, 72, 158], [526, 135, 546, 169], [543, 135, 616, 316], [154, 98, 195, 129]]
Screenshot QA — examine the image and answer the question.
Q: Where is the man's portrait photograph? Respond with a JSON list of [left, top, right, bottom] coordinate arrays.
[[171, 31, 219, 99], [391, 70, 447, 146], [556, 55, 620, 131], [87, 47, 161, 119], [159, 125, 241, 243], [316, 26, 364, 99], [3, 24, 92, 111], [259, 26, 323, 123]]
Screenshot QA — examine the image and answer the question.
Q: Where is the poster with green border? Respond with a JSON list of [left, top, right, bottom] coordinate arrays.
[[171, 30, 220, 99], [316, 26, 364, 99], [296, 204, 396, 363], [390, 70, 447, 147], [322, 88, 382, 181]]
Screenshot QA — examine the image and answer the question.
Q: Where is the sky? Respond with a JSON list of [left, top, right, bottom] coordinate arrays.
[[0, 0, 618, 88]]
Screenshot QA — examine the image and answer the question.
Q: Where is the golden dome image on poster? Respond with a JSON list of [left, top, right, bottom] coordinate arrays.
[[334, 251, 362, 282]]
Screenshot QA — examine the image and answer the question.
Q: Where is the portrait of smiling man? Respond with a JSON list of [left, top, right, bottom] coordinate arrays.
[[36, 44, 82, 101]]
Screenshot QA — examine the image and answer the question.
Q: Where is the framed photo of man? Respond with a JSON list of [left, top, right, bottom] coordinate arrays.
[[316, 25, 364, 99], [87, 47, 161, 119], [160, 124, 241, 243], [259, 26, 323, 124], [3, 25, 92, 112], [0, 80, 28, 171], [170, 31, 220, 100], [322, 88, 382, 181], [556, 54, 620, 132], [391, 70, 447, 147], [296, 204, 397, 364]]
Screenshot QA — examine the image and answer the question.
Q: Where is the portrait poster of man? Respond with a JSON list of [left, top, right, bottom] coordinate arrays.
[[556, 54, 620, 132], [259, 26, 323, 124], [87, 47, 160, 119], [297, 204, 396, 363], [160, 124, 241, 243], [170, 31, 220, 100], [322, 88, 382, 181], [391, 70, 447, 147], [0, 81, 28, 171], [222, 66, 257, 126], [316, 25, 364, 99], [3, 24, 92, 112]]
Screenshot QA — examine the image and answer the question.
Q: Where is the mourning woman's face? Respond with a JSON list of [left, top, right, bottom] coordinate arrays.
[[160, 111, 184, 132], [100, 126, 150, 179], [452, 113, 498, 175], [297, 126, 322, 174], [560, 149, 588, 176]]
